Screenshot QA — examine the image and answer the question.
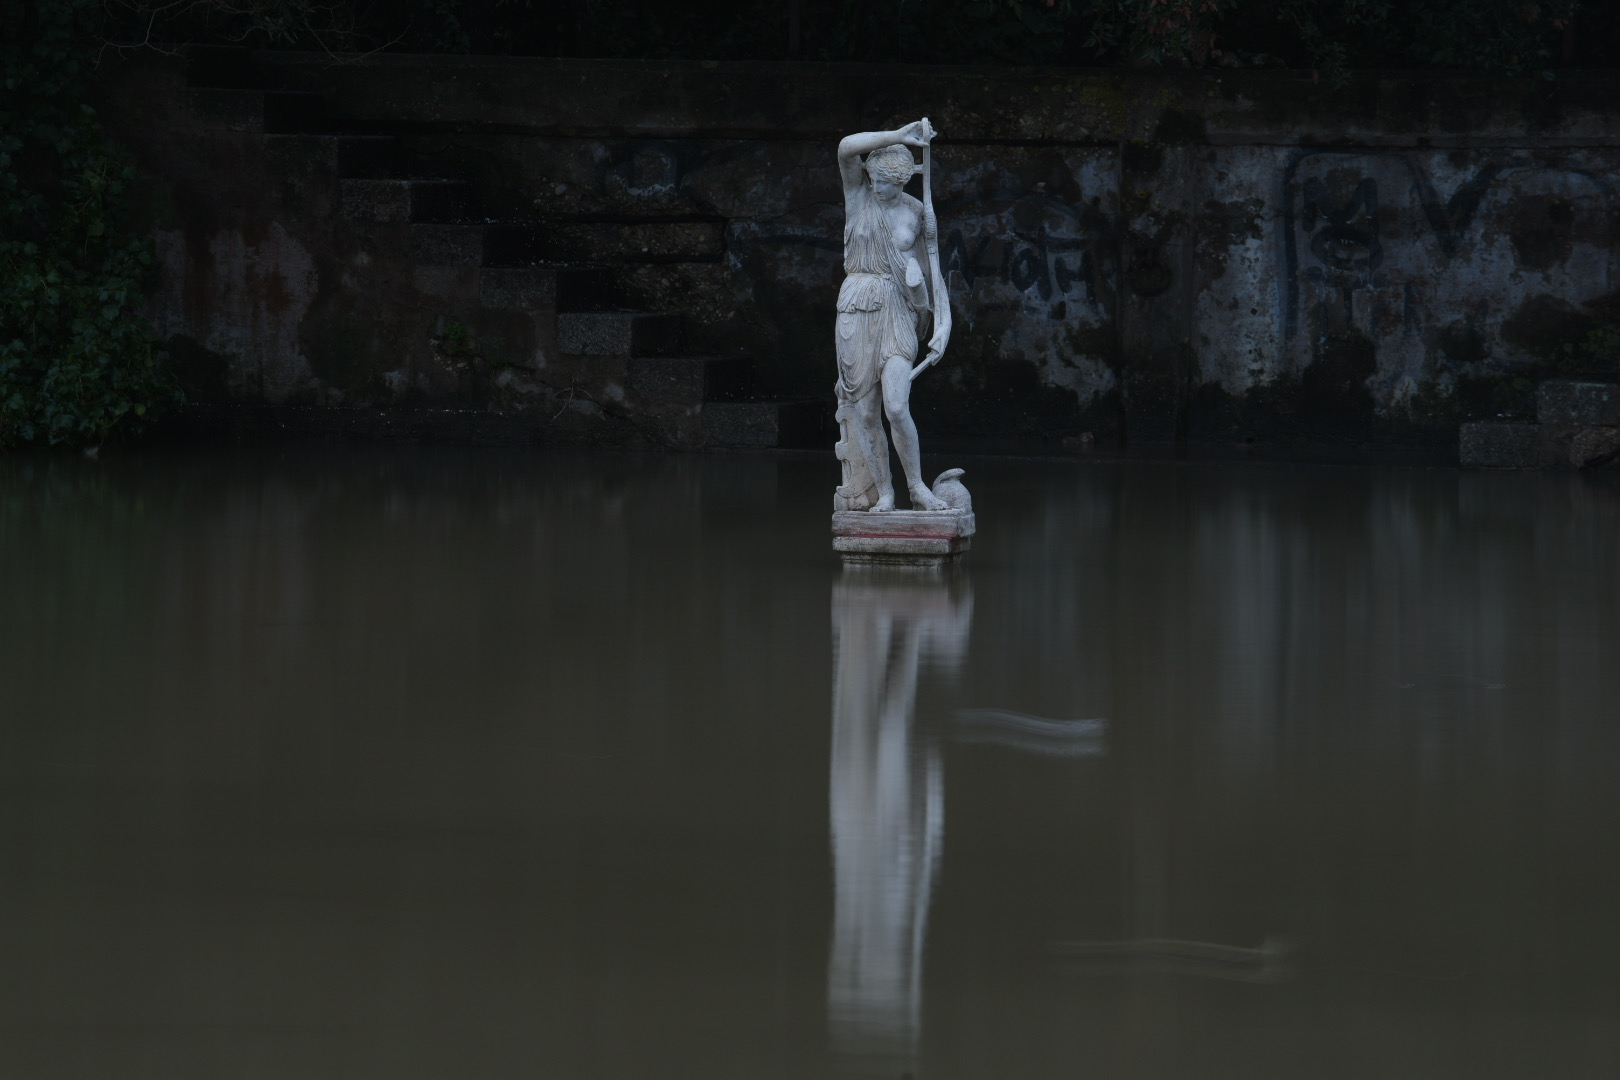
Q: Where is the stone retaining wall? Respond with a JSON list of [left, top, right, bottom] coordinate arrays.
[[97, 51, 1620, 455]]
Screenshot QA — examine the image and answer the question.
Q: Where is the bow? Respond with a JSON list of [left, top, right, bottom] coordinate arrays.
[[910, 117, 951, 382]]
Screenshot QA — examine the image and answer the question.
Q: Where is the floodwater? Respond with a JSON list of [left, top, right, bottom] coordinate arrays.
[[2, 446, 1619, 1079]]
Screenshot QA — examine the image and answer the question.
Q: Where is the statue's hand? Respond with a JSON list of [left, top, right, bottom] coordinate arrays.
[[898, 119, 934, 148], [912, 331, 949, 381]]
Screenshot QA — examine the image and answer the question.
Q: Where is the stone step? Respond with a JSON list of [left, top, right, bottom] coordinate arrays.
[[183, 46, 265, 90], [481, 221, 723, 265], [262, 90, 330, 133], [185, 88, 328, 134], [341, 179, 470, 223], [553, 268, 622, 311], [558, 312, 680, 357], [407, 226, 614, 310], [1536, 379, 1620, 426], [540, 220, 726, 264], [409, 224, 486, 267], [481, 224, 555, 267], [264, 134, 398, 178], [628, 356, 752, 408], [184, 87, 272, 133], [482, 226, 628, 308], [1462, 417, 1620, 469], [479, 267, 557, 311], [703, 399, 829, 449], [1460, 421, 1539, 468], [411, 223, 613, 276]]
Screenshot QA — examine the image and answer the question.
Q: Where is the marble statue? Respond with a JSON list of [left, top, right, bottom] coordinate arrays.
[[833, 119, 961, 514]]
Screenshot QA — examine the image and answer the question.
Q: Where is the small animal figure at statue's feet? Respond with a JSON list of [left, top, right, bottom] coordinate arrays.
[[909, 482, 948, 511], [930, 469, 972, 512]]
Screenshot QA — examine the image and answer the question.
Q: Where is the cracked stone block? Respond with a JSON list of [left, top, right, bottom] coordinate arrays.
[[1568, 426, 1620, 468], [1536, 380, 1620, 426], [1459, 421, 1539, 467], [557, 312, 680, 357]]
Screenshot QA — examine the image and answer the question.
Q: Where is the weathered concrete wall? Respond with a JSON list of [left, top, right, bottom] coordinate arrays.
[[1184, 145, 1620, 445], [97, 52, 1620, 450]]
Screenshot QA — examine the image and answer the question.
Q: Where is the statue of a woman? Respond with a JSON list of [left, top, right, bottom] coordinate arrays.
[[833, 120, 949, 513]]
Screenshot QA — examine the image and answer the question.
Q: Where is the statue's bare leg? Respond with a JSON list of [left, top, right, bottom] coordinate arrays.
[[882, 355, 947, 510], [858, 388, 895, 511]]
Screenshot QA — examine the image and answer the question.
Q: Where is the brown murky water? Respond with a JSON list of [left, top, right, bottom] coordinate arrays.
[[3, 447, 1619, 1078]]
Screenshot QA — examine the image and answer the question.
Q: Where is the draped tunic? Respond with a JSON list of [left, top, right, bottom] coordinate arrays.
[[835, 190, 925, 402]]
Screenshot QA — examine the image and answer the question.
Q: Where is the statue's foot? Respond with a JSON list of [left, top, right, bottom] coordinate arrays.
[[871, 494, 895, 512], [909, 484, 948, 511]]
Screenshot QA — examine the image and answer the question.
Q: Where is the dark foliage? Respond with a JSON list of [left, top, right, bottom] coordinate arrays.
[[90, 0, 1618, 75], [1, 0, 180, 449]]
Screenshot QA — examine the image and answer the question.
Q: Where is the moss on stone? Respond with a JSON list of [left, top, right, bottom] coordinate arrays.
[[305, 311, 388, 395], [1152, 108, 1207, 145], [1502, 293, 1603, 363]]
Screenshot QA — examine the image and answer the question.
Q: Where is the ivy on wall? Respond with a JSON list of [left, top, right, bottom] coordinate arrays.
[[1, 0, 179, 450]]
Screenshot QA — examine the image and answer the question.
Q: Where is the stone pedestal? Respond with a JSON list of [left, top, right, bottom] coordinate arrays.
[[832, 509, 975, 571]]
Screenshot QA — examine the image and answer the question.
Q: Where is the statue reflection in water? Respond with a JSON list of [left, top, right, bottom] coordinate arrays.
[[827, 571, 971, 1070]]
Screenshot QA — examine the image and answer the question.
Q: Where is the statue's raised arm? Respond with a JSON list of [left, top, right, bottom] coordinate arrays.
[[837, 121, 933, 201]]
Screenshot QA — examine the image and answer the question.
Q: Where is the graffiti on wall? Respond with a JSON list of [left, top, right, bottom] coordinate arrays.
[[937, 198, 1116, 314], [1281, 150, 1615, 346], [927, 187, 1120, 407], [1254, 147, 1619, 414]]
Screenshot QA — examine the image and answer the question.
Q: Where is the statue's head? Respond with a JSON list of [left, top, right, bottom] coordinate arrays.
[[864, 144, 915, 202]]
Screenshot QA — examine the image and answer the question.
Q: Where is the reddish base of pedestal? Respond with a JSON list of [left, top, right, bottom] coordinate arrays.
[[831, 508, 975, 571]]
